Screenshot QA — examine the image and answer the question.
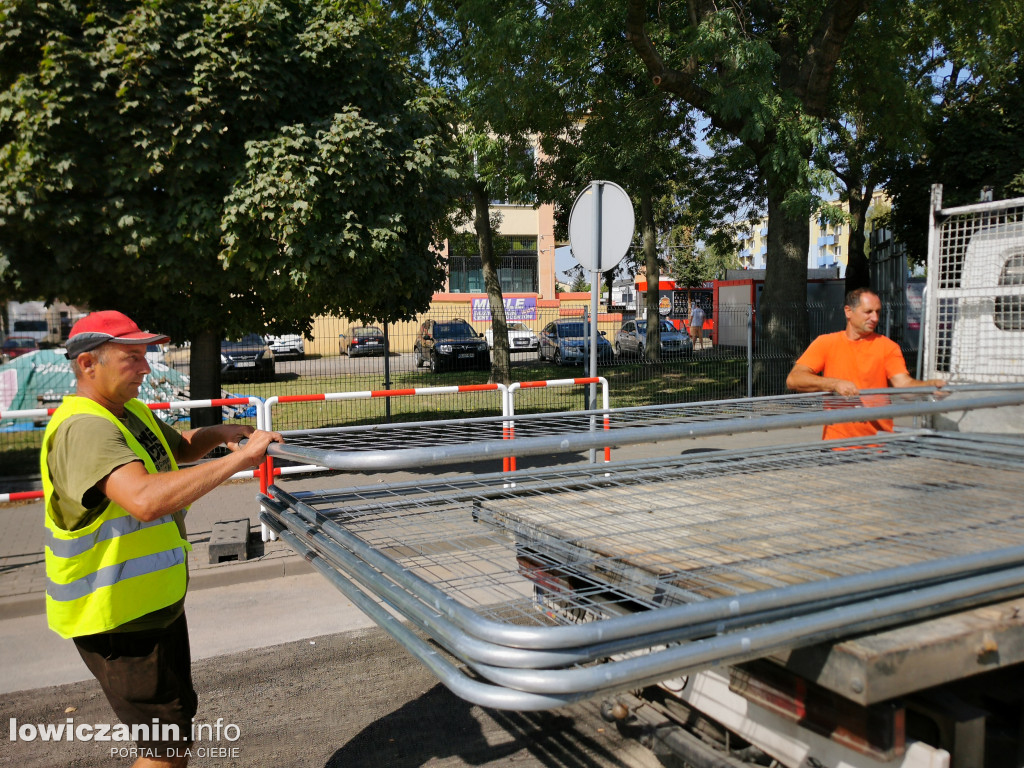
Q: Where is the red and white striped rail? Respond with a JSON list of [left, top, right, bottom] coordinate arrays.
[[2, 381, 614, 512], [0, 397, 264, 504], [260, 383, 509, 540], [0, 407, 56, 503], [506, 377, 611, 470], [262, 383, 509, 478]]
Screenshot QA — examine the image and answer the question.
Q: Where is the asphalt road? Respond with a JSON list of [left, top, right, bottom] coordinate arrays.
[[4, 574, 661, 768]]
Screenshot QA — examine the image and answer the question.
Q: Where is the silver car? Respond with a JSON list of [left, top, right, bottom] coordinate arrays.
[[614, 319, 693, 359]]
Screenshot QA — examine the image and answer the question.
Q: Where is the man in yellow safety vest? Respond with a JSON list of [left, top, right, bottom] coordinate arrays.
[[41, 310, 283, 768]]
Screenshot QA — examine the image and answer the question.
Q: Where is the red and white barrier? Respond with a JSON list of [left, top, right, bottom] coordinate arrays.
[[3, 382, 614, 532], [506, 377, 610, 470], [0, 397, 264, 503]]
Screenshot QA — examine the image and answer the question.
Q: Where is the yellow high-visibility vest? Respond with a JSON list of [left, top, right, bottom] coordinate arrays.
[[41, 396, 190, 639]]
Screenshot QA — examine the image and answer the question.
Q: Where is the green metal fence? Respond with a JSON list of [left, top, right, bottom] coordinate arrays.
[[0, 299, 919, 478]]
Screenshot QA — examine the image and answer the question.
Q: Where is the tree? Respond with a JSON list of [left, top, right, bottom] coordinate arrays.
[[0, 0, 456, 418], [813, 0, 1019, 291], [886, 55, 1024, 264], [399, 1, 554, 385], [811, 2, 932, 292], [569, 269, 590, 294], [499, 0, 703, 363], [669, 236, 739, 288], [626, 0, 869, 389]]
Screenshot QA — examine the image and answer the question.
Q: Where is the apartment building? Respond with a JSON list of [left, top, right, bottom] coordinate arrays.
[[732, 189, 890, 276], [443, 200, 559, 300]]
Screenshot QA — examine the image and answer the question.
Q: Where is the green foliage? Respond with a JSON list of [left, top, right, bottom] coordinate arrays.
[[625, 0, 868, 335], [886, 55, 1024, 262], [0, 0, 458, 341], [568, 267, 590, 293], [669, 239, 738, 287]]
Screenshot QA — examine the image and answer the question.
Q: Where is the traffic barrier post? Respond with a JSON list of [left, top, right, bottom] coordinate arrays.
[[506, 377, 610, 470]]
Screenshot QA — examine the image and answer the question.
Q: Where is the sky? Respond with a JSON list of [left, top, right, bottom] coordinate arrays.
[[555, 245, 575, 282]]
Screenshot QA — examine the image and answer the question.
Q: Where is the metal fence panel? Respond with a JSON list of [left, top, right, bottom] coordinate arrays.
[[260, 408, 1024, 709], [925, 187, 1024, 383]]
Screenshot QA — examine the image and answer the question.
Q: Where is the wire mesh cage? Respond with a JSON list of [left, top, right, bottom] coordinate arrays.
[[926, 191, 1024, 383]]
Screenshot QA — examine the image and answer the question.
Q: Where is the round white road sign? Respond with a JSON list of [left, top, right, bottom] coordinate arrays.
[[568, 181, 635, 272]]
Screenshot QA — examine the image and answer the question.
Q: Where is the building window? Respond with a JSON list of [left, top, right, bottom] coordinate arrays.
[[448, 235, 539, 294], [835, 245, 842, 256]]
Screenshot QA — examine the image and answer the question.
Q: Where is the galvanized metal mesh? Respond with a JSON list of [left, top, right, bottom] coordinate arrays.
[[278, 432, 1024, 626], [926, 194, 1024, 383], [276, 390, 936, 454]]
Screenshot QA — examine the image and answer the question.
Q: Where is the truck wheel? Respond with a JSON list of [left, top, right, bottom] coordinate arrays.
[[429, 353, 440, 373]]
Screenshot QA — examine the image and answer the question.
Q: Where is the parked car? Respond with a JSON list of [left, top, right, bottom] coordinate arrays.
[[145, 344, 167, 366], [414, 319, 490, 373], [1, 336, 40, 362], [614, 319, 693, 359], [340, 326, 386, 357], [265, 334, 305, 358], [485, 322, 540, 353], [538, 320, 613, 366], [221, 334, 275, 380]]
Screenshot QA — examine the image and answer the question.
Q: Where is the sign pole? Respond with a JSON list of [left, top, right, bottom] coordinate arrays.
[[567, 179, 634, 463], [589, 184, 604, 464], [589, 182, 602, 411]]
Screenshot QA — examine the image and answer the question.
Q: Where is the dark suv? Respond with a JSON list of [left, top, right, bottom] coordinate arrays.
[[414, 319, 490, 373], [221, 333, 276, 381]]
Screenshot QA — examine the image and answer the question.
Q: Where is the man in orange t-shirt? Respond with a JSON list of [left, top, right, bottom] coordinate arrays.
[[786, 288, 945, 440]]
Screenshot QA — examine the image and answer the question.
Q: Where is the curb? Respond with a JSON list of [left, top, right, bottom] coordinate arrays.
[[0, 552, 311, 621]]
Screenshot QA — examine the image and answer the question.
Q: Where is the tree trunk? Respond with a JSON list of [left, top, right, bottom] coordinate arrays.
[[844, 184, 873, 293], [754, 171, 810, 394], [640, 189, 661, 361], [189, 329, 222, 428], [473, 183, 511, 384]]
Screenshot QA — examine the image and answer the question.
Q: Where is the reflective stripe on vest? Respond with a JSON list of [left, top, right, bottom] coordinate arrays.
[[44, 513, 173, 559], [47, 548, 185, 602], [41, 396, 189, 638]]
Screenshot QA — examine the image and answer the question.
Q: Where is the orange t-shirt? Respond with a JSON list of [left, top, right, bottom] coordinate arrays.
[[795, 331, 909, 440]]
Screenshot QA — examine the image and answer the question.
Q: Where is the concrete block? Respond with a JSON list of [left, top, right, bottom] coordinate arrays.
[[208, 519, 250, 564]]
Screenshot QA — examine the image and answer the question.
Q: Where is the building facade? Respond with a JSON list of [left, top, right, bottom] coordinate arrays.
[[732, 190, 890, 276], [444, 201, 558, 300]]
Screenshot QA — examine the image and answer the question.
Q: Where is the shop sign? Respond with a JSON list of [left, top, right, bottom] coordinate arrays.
[[471, 297, 537, 322]]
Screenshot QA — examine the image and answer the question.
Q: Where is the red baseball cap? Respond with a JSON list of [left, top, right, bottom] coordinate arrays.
[[65, 310, 170, 359]]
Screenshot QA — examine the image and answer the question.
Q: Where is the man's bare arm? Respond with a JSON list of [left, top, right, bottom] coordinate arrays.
[[890, 373, 946, 389], [786, 363, 860, 396], [100, 429, 283, 522]]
